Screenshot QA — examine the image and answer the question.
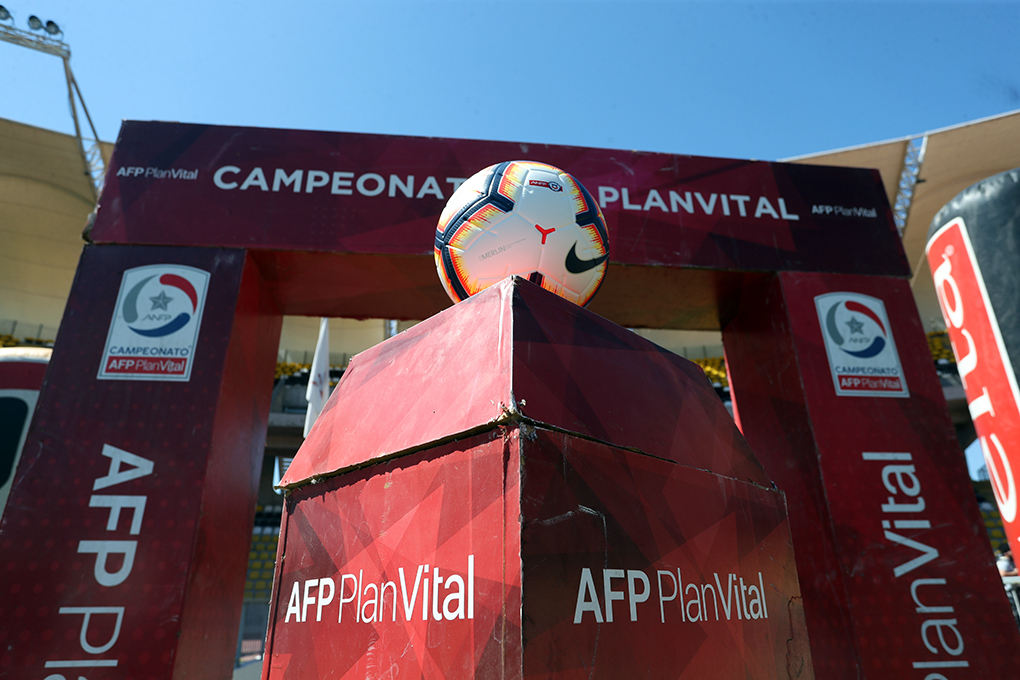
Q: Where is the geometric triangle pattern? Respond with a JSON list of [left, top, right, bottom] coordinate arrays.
[[509, 279, 770, 486], [282, 277, 769, 488], [520, 427, 810, 679], [267, 431, 520, 679], [269, 279, 810, 678], [267, 424, 810, 678]]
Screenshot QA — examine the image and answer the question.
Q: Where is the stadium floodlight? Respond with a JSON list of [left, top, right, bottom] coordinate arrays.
[[0, 13, 105, 201]]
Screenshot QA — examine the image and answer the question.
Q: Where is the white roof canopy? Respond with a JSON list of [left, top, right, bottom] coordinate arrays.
[[787, 108, 1020, 328]]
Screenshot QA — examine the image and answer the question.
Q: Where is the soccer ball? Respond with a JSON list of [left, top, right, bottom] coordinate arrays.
[[434, 160, 610, 306]]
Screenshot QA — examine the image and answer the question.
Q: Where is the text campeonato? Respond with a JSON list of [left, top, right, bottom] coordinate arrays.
[[108, 346, 190, 357], [213, 166, 467, 200], [210, 165, 810, 221]]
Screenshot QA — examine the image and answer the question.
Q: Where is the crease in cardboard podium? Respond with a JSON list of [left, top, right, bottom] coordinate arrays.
[[276, 404, 774, 495], [276, 276, 772, 494]]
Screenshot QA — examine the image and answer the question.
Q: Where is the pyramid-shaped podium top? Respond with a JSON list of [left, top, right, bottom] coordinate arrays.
[[280, 277, 770, 489]]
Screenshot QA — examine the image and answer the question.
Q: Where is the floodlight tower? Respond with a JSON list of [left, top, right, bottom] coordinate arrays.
[[0, 6, 105, 201]]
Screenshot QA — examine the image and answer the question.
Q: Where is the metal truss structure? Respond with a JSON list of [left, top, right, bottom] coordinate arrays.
[[892, 135, 928, 237], [0, 21, 106, 201]]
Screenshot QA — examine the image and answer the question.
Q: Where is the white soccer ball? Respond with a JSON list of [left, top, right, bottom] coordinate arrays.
[[434, 160, 610, 306]]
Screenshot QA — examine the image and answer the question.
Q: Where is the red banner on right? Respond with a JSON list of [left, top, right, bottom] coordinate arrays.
[[928, 214, 1020, 554]]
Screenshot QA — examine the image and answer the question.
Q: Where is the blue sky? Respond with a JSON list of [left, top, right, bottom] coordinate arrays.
[[3, 1, 1012, 478], [2, 1, 1019, 160]]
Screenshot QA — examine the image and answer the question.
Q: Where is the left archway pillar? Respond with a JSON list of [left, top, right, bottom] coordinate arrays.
[[0, 244, 283, 679]]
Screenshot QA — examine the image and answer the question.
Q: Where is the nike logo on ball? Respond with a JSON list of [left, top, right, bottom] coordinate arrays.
[[565, 242, 609, 274]]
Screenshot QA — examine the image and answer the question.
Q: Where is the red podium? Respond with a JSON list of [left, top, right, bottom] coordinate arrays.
[[266, 277, 812, 679]]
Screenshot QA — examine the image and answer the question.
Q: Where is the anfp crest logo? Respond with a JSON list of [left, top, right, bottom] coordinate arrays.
[[815, 292, 909, 397], [98, 265, 210, 381]]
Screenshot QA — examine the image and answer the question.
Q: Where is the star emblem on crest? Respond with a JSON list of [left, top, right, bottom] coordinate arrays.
[[149, 290, 174, 311], [846, 316, 865, 334]]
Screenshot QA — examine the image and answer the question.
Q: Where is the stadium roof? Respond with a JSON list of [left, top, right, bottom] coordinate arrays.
[[0, 118, 112, 339], [787, 108, 1020, 328]]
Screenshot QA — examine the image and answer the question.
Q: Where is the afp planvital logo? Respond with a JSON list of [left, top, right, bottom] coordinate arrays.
[[99, 265, 210, 382], [815, 292, 909, 398]]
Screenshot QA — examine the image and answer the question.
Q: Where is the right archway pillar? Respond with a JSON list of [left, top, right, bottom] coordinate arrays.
[[724, 270, 1017, 678]]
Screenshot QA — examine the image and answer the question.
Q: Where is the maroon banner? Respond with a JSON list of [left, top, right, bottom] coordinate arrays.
[[725, 271, 1020, 678], [927, 218, 1020, 557], [91, 121, 907, 278], [0, 245, 282, 679]]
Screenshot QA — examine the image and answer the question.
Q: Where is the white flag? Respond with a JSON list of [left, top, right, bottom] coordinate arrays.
[[272, 456, 293, 495], [304, 317, 330, 438]]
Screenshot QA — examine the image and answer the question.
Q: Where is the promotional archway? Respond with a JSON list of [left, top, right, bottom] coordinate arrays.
[[2, 122, 1015, 678]]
